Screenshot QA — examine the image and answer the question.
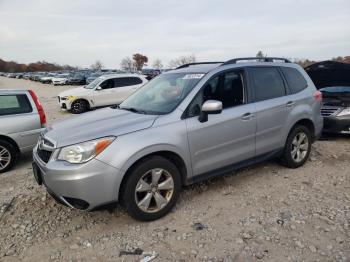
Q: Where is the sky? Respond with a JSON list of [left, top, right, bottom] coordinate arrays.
[[0, 0, 349, 69]]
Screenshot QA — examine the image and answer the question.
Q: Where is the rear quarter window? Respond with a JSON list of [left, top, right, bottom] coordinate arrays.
[[281, 67, 308, 94], [0, 94, 33, 116]]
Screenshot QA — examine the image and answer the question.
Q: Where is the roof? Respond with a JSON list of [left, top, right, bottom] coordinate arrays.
[[166, 61, 301, 75], [0, 89, 29, 94], [98, 73, 146, 80]]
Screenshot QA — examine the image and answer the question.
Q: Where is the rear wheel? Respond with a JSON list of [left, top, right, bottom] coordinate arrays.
[[0, 140, 17, 173], [280, 125, 312, 168], [121, 156, 181, 221], [71, 99, 89, 114]]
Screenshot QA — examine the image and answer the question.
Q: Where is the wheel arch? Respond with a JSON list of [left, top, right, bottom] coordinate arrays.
[[0, 135, 20, 153], [118, 150, 188, 201], [286, 118, 316, 143]]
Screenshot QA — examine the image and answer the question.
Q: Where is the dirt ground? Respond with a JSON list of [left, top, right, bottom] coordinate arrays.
[[0, 76, 349, 262]]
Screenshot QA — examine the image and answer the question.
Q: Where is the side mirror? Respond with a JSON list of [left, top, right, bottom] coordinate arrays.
[[199, 100, 222, 123], [95, 86, 102, 91]]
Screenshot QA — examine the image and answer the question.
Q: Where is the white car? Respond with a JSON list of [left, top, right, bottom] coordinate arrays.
[[52, 74, 69, 86], [58, 74, 148, 114]]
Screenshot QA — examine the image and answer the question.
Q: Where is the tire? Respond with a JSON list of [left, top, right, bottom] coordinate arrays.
[[121, 156, 182, 221], [70, 99, 89, 114], [280, 125, 312, 168], [0, 140, 18, 173]]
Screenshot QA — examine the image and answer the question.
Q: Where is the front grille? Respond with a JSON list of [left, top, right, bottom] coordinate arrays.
[[321, 106, 341, 116], [37, 148, 52, 163]]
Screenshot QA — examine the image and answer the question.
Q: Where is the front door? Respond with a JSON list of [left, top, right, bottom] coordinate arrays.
[[185, 69, 256, 176]]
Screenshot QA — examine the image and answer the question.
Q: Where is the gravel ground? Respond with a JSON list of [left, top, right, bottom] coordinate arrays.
[[0, 76, 349, 262]]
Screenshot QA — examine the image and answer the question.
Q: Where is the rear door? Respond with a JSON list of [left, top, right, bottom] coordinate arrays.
[[248, 66, 290, 155], [0, 93, 41, 149]]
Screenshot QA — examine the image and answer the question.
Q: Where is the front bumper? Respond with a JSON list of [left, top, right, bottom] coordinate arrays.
[[32, 146, 123, 210], [323, 115, 350, 133], [58, 97, 72, 110]]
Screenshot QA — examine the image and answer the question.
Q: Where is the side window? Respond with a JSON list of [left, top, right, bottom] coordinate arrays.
[[187, 70, 245, 117], [113, 77, 143, 88], [129, 77, 143, 85], [251, 67, 285, 102], [99, 79, 114, 89], [0, 95, 32, 116], [281, 67, 308, 94]]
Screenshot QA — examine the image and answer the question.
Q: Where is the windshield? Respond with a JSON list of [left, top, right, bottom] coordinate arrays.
[[84, 77, 103, 89], [119, 72, 204, 114]]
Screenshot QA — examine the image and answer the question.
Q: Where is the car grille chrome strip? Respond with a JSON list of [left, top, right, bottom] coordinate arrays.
[[321, 106, 342, 116]]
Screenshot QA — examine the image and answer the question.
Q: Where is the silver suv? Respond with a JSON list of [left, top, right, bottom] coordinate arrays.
[[0, 89, 46, 172], [32, 57, 323, 221]]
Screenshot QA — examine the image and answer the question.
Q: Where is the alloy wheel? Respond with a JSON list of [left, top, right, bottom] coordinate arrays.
[[135, 168, 174, 213], [291, 132, 309, 163], [0, 146, 11, 171]]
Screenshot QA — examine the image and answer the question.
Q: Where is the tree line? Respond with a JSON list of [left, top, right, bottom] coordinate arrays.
[[0, 59, 76, 73], [1, 53, 349, 73]]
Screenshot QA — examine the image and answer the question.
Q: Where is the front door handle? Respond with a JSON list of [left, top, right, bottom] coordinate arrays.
[[241, 112, 254, 121], [286, 101, 295, 107]]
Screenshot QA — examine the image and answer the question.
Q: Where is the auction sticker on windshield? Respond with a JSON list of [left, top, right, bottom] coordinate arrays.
[[182, 74, 205, 79]]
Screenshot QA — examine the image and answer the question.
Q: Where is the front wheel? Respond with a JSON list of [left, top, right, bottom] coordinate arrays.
[[70, 99, 89, 114], [121, 156, 182, 221], [280, 125, 312, 168]]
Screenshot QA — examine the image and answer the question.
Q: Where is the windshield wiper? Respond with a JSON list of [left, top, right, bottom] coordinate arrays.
[[119, 106, 147, 114]]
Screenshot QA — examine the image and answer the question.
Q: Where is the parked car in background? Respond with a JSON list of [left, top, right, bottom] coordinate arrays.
[[305, 61, 350, 133], [142, 68, 161, 80], [33, 58, 322, 221], [58, 74, 148, 114], [66, 74, 86, 85], [52, 73, 69, 85], [39, 73, 57, 84], [86, 72, 104, 84], [0, 89, 46, 173]]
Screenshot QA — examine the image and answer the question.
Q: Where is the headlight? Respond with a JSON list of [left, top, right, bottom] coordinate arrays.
[[337, 108, 350, 116], [57, 137, 115, 164]]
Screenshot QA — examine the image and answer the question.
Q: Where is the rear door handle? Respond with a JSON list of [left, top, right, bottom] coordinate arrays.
[[286, 101, 295, 107], [241, 112, 254, 121]]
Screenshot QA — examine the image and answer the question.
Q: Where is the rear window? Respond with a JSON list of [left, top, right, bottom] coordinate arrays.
[[251, 67, 286, 102], [0, 94, 32, 116], [281, 67, 308, 94]]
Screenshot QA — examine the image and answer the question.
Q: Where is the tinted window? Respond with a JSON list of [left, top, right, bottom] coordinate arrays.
[[251, 67, 285, 101], [114, 77, 142, 88], [281, 67, 308, 94], [99, 79, 114, 89], [0, 94, 32, 116], [187, 70, 245, 117]]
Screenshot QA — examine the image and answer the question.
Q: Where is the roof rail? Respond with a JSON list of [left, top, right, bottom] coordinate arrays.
[[176, 62, 224, 69], [221, 57, 291, 66]]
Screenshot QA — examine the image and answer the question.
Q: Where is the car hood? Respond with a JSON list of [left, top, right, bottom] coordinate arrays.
[[320, 86, 350, 94], [43, 107, 158, 147], [58, 86, 91, 97]]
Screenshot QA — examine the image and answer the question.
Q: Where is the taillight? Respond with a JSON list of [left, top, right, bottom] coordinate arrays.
[[28, 89, 46, 127], [313, 90, 322, 102]]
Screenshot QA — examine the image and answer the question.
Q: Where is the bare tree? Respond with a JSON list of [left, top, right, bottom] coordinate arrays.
[[168, 55, 196, 68], [256, 51, 265, 58], [132, 53, 148, 71], [120, 57, 133, 71], [90, 60, 104, 70], [152, 59, 163, 70]]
